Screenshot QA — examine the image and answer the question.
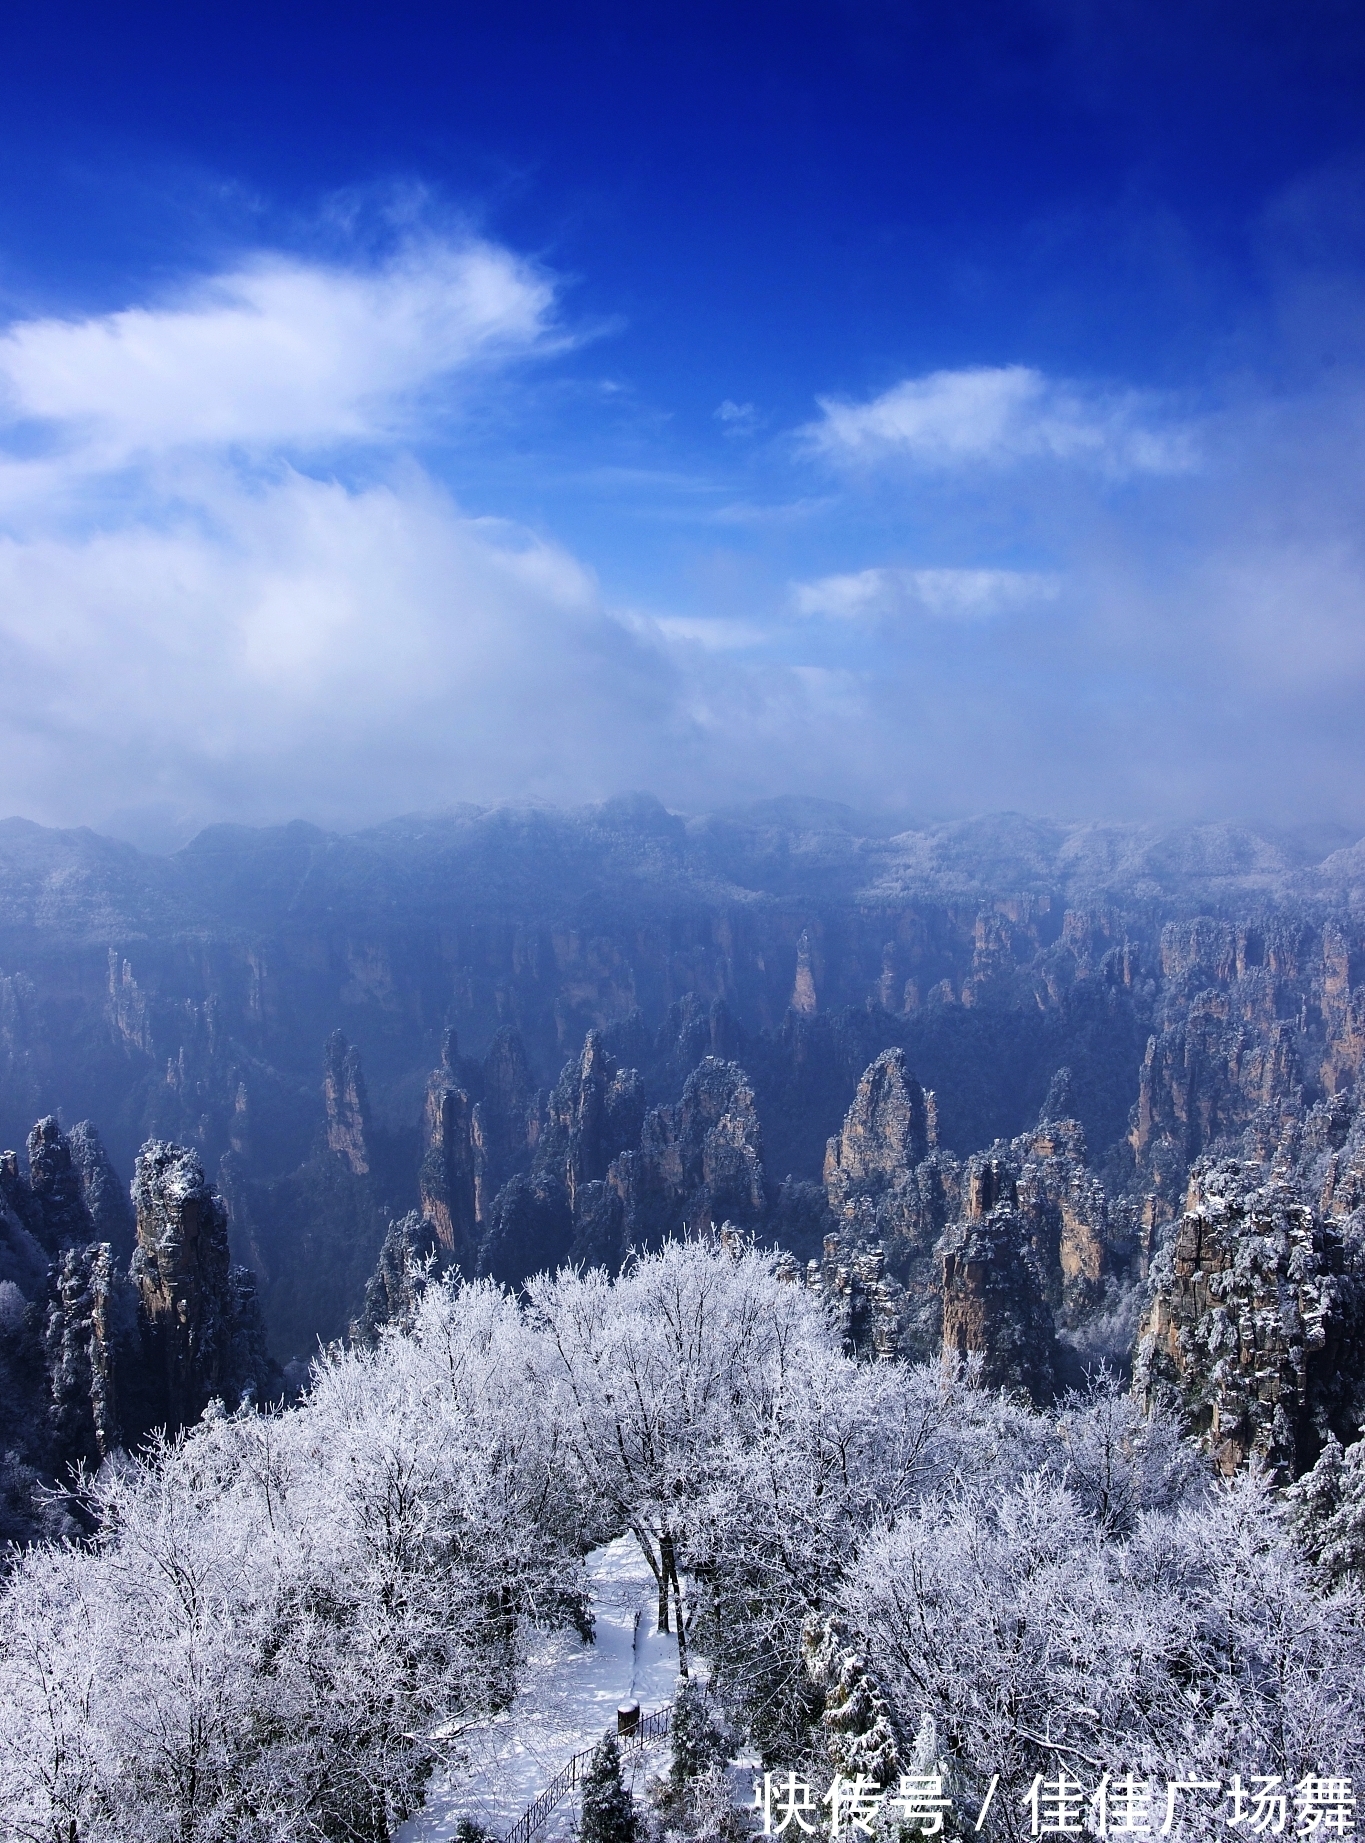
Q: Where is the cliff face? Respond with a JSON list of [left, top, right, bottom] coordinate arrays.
[[1131, 918, 1365, 1228], [350, 1210, 449, 1343], [795, 1236, 908, 1364], [3, 806, 1364, 1437], [471, 1039, 769, 1281], [0, 1116, 128, 1264], [130, 1141, 277, 1435], [629, 1053, 766, 1234], [1135, 1086, 1365, 1479], [323, 1030, 371, 1177], [44, 1240, 137, 1469], [815, 1043, 1124, 1379], [0, 1115, 280, 1543], [940, 1201, 1059, 1404], [824, 1049, 936, 1215]]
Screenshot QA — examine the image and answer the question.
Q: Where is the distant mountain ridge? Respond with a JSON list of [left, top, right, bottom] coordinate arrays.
[[1, 797, 1363, 1384], [1, 801, 1361, 941]]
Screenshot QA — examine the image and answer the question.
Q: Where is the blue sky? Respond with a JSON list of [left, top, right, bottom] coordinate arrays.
[[1, 1, 1363, 841]]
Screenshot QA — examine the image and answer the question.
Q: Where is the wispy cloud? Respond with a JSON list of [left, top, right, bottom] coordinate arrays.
[[715, 398, 759, 436], [792, 565, 1061, 621], [0, 237, 555, 470], [805, 365, 1196, 475]]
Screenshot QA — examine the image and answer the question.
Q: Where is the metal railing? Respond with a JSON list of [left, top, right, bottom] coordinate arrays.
[[501, 1703, 672, 1843]]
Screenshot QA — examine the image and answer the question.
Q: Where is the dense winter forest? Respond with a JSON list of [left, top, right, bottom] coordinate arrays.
[[2, 1241, 1363, 1842], [2, 806, 1365, 1840]]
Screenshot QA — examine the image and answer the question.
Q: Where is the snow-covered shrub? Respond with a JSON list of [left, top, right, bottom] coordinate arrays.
[[580, 1735, 639, 1843]]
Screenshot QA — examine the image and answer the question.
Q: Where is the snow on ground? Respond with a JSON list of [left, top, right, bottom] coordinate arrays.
[[396, 1537, 691, 1843]]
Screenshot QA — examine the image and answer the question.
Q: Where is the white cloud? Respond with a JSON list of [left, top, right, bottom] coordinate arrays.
[[792, 565, 1060, 622], [806, 364, 1196, 475], [650, 614, 770, 650], [715, 399, 759, 435], [0, 229, 1362, 837], [0, 467, 691, 822], [0, 237, 678, 826], [0, 238, 555, 468]]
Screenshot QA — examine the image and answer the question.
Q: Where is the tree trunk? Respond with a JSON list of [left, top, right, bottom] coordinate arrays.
[[661, 1530, 687, 1672], [636, 1524, 670, 1633]]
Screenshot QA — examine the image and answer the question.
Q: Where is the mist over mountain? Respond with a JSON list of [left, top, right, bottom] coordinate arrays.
[[0, 794, 1361, 1375]]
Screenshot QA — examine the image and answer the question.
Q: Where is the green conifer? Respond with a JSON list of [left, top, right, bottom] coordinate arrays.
[[581, 1735, 639, 1843], [669, 1679, 727, 1795]]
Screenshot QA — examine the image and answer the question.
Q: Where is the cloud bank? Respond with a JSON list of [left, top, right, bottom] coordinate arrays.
[[0, 228, 1362, 840]]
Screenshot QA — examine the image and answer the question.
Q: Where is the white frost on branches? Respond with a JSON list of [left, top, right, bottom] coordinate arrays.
[[0, 1245, 1362, 1843]]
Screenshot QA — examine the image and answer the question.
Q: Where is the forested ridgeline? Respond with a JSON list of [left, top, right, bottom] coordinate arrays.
[[1, 1241, 1362, 1843]]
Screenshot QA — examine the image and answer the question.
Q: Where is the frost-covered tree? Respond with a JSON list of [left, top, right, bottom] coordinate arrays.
[[654, 1681, 741, 1843], [802, 1618, 899, 1787], [1288, 1431, 1365, 1586], [2, 1240, 1363, 1843], [580, 1736, 638, 1843], [692, 1357, 1050, 1761], [838, 1466, 1365, 1837], [529, 1240, 833, 1664], [0, 1273, 585, 1842]]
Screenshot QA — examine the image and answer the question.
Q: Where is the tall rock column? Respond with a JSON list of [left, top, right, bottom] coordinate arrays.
[[419, 1076, 481, 1263], [323, 1030, 372, 1176], [1134, 1161, 1365, 1479], [130, 1141, 240, 1433], [940, 1201, 1058, 1404]]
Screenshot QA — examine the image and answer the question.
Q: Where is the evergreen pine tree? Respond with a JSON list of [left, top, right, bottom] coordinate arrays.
[[669, 1679, 727, 1796], [802, 1616, 900, 1786], [581, 1736, 639, 1843], [1289, 1432, 1365, 1587]]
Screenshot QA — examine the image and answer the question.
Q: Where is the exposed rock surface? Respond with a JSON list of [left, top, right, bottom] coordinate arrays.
[[130, 1141, 278, 1434], [3, 804, 1365, 1441], [0, 1116, 280, 1545], [814, 1044, 1124, 1380], [940, 1199, 1059, 1404], [323, 1030, 371, 1177], [351, 1210, 449, 1343], [823, 1049, 936, 1216], [1135, 1095, 1365, 1479], [67, 1120, 136, 1259], [419, 1027, 542, 1266], [1131, 918, 1365, 1230], [797, 1235, 907, 1364], [218, 1033, 423, 1359], [44, 1241, 137, 1469]]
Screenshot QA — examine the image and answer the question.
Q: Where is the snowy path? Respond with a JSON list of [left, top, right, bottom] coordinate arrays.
[[395, 1537, 687, 1843]]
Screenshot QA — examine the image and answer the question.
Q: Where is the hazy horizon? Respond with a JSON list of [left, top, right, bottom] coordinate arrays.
[[3, 794, 1361, 865]]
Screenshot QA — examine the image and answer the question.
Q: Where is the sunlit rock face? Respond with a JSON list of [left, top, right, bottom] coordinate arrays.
[[130, 1140, 276, 1435], [824, 1048, 936, 1210], [940, 1200, 1059, 1405], [815, 1046, 1123, 1381]]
